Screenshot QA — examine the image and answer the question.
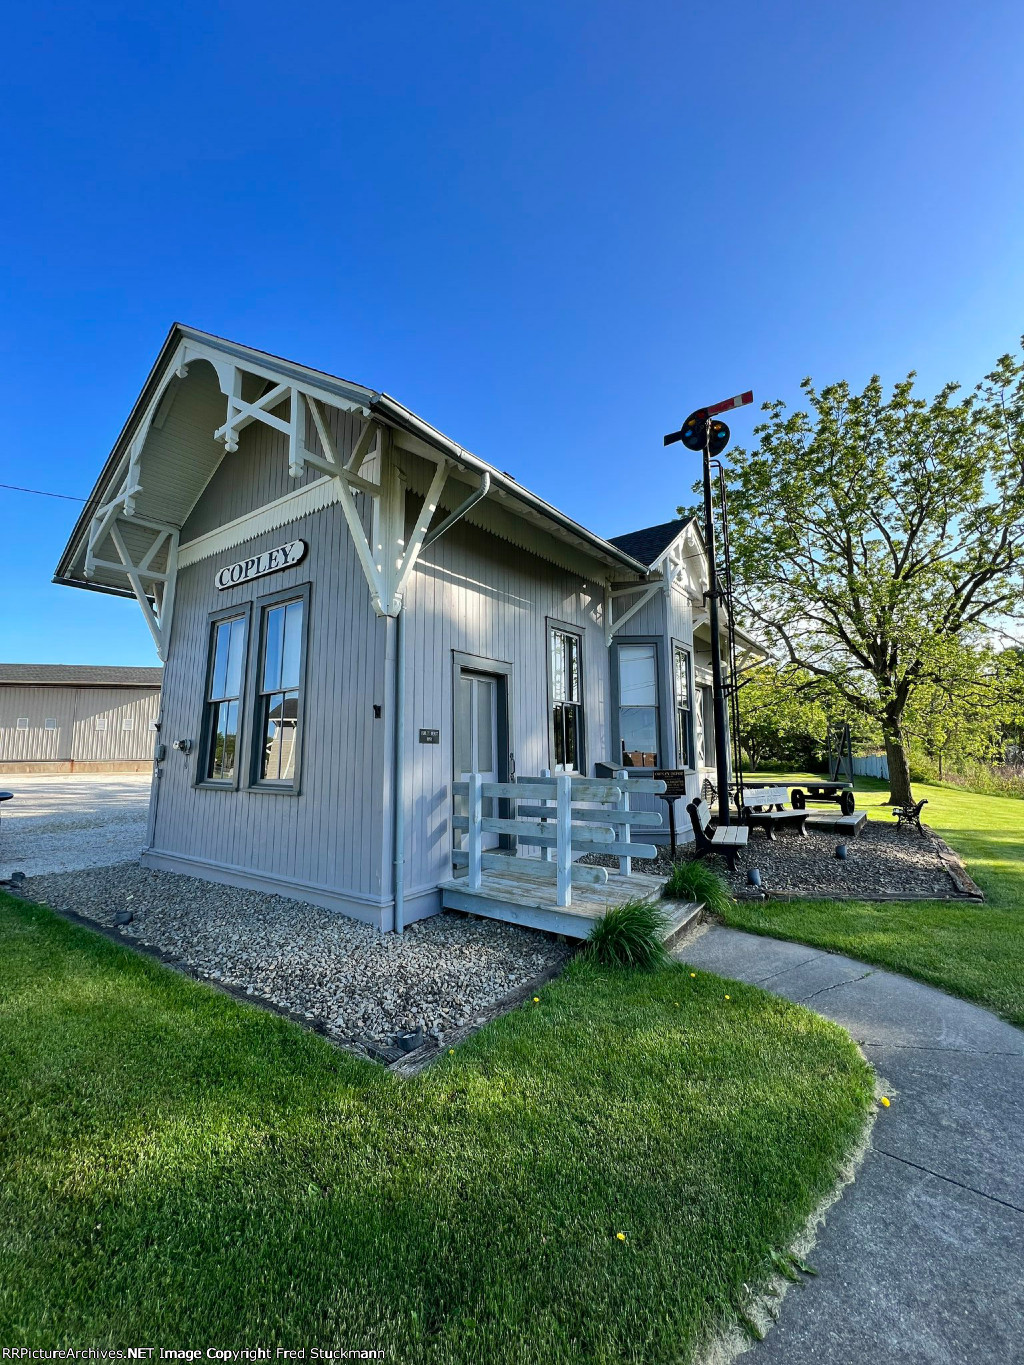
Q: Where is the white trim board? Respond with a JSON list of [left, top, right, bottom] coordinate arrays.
[[178, 477, 343, 567]]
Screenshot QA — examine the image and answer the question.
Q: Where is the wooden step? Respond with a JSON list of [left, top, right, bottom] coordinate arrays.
[[661, 900, 704, 950]]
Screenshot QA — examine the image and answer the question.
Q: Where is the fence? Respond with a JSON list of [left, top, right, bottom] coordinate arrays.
[[853, 754, 889, 780]]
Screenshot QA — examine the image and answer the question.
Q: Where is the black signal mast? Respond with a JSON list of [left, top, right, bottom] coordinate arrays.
[[664, 390, 752, 826]]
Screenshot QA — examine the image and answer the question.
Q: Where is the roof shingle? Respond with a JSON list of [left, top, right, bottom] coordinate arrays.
[[0, 664, 162, 688], [606, 517, 692, 567]]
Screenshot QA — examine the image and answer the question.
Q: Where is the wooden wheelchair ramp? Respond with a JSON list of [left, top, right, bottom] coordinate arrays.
[[441, 772, 702, 941]]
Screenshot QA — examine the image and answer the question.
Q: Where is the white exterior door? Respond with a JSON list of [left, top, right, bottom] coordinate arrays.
[[455, 670, 500, 850]]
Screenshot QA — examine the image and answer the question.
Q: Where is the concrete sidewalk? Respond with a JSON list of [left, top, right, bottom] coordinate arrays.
[[681, 928, 1024, 1364]]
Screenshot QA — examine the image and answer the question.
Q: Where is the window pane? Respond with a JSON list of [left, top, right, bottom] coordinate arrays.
[[567, 634, 580, 703], [564, 704, 579, 769], [620, 707, 658, 755], [262, 605, 285, 692], [455, 673, 473, 775], [551, 631, 566, 703], [676, 705, 692, 768], [552, 705, 565, 767], [261, 691, 299, 781], [209, 699, 239, 781], [211, 616, 245, 701], [211, 621, 230, 700], [225, 617, 245, 697], [675, 648, 690, 701], [475, 678, 494, 772], [280, 600, 303, 690], [619, 645, 657, 706]]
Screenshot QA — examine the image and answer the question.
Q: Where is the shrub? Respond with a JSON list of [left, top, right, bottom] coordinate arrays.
[[662, 860, 733, 914], [587, 899, 668, 970]]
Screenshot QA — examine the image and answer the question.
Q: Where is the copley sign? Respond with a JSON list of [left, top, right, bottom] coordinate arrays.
[[215, 540, 307, 590]]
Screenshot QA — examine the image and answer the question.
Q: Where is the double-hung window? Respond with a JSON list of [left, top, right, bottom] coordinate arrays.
[[203, 612, 247, 783], [674, 646, 694, 770], [253, 588, 308, 788], [549, 626, 584, 772], [617, 643, 660, 767]]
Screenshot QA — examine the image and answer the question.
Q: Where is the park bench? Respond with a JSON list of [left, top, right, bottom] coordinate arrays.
[[686, 797, 749, 871], [740, 785, 809, 840], [893, 797, 928, 834]]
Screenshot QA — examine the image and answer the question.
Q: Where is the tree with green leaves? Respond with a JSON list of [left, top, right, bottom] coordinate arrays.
[[736, 663, 878, 771], [699, 343, 1024, 804]]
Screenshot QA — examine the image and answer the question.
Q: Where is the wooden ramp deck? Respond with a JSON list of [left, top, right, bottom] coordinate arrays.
[[444, 771, 701, 941], [440, 864, 701, 942]]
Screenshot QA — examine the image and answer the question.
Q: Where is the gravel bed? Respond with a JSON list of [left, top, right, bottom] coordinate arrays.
[[0, 774, 151, 878], [20, 862, 570, 1051], [584, 820, 964, 899]]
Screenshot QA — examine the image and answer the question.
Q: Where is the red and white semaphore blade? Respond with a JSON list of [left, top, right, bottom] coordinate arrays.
[[705, 390, 753, 417]]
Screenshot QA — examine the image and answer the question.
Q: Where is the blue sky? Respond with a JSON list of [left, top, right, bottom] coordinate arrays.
[[2, 0, 1022, 666]]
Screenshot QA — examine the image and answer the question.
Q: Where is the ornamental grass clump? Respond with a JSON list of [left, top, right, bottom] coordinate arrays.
[[587, 899, 668, 970], [663, 859, 733, 914]]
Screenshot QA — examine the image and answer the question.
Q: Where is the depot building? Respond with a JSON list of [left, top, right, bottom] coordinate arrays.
[[55, 325, 759, 930]]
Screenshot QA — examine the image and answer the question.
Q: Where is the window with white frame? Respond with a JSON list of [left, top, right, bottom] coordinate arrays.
[[203, 613, 247, 784], [254, 590, 307, 787], [16, 717, 29, 730], [549, 626, 584, 771], [44, 717, 58, 731], [674, 646, 694, 769], [617, 644, 660, 766], [122, 717, 134, 731], [95, 717, 108, 732]]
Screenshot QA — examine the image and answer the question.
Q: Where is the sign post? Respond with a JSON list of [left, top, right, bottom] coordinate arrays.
[[664, 391, 753, 827]]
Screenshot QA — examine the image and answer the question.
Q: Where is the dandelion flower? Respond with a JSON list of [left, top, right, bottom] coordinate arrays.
[[690, 972, 696, 978], [533, 996, 540, 1003], [880, 1096, 890, 1108], [725, 994, 731, 1000], [616, 1232, 626, 1242]]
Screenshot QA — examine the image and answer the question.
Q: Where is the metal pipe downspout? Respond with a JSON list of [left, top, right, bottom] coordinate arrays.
[[421, 471, 490, 549], [393, 609, 407, 933], [393, 471, 491, 934]]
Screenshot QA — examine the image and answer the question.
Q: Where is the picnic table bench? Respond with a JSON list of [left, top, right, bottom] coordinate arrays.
[[740, 785, 809, 839], [790, 781, 856, 816], [686, 797, 749, 871]]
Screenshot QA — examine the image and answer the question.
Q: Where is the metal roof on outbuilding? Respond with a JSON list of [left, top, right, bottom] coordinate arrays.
[[0, 664, 162, 687]]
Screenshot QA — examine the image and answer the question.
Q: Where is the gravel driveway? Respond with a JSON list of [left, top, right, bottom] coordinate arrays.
[[0, 773, 151, 877], [21, 861, 570, 1053]]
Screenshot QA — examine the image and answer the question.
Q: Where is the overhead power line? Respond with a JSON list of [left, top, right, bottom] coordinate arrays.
[[0, 482, 87, 502]]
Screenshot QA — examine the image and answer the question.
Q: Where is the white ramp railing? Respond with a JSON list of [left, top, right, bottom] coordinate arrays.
[[451, 772, 667, 907]]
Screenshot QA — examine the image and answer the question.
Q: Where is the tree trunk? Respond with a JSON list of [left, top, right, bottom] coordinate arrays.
[[882, 720, 914, 806]]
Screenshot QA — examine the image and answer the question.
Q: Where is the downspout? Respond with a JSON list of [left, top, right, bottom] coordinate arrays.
[[392, 471, 490, 934]]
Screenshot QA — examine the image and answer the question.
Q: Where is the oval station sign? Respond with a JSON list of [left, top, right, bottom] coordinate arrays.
[[214, 539, 308, 590]]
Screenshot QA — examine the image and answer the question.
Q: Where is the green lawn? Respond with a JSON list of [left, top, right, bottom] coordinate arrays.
[[722, 773, 1024, 1026], [0, 892, 872, 1360]]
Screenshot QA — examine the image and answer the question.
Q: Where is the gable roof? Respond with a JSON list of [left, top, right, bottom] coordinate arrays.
[[54, 324, 656, 595], [0, 664, 162, 688], [607, 517, 694, 568]]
